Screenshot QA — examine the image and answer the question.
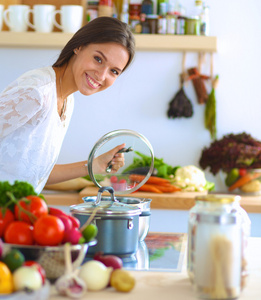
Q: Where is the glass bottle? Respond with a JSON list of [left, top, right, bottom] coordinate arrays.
[[187, 194, 250, 299], [141, 0, 153, 15], [200, 2, 209, 35], [120, 0, 129, 24], [157, 2, 167, 34]]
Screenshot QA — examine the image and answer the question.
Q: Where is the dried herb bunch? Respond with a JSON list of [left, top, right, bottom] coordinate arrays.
[[199, 132, 261, 175]]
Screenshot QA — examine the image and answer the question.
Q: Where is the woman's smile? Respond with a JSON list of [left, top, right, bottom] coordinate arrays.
[[86, 73, 100, 89]]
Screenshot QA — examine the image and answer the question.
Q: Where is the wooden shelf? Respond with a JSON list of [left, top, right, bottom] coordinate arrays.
[[0, 31, 217, 52]]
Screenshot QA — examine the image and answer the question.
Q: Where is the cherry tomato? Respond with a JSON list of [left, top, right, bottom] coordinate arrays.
[[110, 176, 118, 183], [4, 221, 34, 245], [0, 208, 15, 238], [14, 195, 48, 224], [24, 261, 46, 284], [33, 215, 65, 246], [239, 168, 247, 177]]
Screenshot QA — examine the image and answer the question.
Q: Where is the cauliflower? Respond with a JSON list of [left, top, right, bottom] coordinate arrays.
[[174, 165, 207, 191]]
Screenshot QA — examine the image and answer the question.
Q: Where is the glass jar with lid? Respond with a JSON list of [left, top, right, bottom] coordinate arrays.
[[187, 194, 250, 299]]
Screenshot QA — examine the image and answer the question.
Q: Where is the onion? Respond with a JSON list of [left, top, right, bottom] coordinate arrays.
[[93, 252, 123, 269], [78, 260, 113, 291], [13, 266, 42, 291]]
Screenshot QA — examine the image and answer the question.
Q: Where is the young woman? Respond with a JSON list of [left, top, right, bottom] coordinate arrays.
[[0, 17, 136, 193]]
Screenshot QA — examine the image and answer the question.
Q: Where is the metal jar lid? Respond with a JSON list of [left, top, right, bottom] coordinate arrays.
[[70, 187, 141, 217], [195, 194, 241, 204], [87, 129, 154, 195]]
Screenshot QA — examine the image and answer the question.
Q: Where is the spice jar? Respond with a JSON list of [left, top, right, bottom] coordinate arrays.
[[146, 14, 158, 34], [185, 16, 200, 35], [187, 194, 250, 299]]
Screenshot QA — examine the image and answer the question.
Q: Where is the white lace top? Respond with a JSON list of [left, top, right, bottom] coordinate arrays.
[[0, 66, 74, 193]]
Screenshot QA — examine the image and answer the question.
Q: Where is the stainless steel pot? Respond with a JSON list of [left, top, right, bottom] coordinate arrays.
[[71, 187, 141, 256], [82, 196, 152, 241]]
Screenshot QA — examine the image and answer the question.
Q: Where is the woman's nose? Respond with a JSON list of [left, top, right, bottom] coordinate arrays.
[[94, 67, 107, 81]]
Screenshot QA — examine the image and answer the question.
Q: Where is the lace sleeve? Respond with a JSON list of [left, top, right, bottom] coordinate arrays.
[[0, 85, 45, 138]]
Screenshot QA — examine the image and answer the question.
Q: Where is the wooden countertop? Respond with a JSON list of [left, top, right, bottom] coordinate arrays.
[[49, 237, 261, 299], [43, 186, 261, 213]]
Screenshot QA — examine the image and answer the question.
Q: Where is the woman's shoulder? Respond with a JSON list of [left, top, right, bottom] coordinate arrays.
[[17, 66, 56, 87]]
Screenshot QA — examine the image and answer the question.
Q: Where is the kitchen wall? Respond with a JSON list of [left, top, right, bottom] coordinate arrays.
[[1, 0, 261, 191]]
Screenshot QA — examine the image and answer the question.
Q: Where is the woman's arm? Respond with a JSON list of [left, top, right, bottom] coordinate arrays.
[[46, 143, 126, 185]]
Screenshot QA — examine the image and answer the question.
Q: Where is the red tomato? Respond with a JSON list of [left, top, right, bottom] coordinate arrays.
[[14, 195, 48, 224], [239, 168, 247, 177], [33, 215, 65, 246], [24, 261, 46, 284], [0, 208, 15, 238], [110, 176, 118, 183], [4, 221, 34, 245]]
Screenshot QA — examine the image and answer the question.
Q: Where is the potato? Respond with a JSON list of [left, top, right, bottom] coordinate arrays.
[[240, 179, 261, 193]]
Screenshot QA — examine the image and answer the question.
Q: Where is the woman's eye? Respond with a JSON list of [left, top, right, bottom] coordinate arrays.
[[94, 56, 102, 63], [111, 69, 119, 75]]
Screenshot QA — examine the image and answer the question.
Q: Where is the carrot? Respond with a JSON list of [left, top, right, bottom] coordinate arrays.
[[129, 174, 171, 186], [156, 185, 181, 193], [138, 184, 163, 193], [228, 172, 261, 191]]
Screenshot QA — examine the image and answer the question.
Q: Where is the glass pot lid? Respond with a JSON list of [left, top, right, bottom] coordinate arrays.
[[87, 129, 154, 194]]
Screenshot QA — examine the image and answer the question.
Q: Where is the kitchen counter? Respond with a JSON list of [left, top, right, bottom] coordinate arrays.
[[43, 186, 261, 213], [48, 237, 261, 299]]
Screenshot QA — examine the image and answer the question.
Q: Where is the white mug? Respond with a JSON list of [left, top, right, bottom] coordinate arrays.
[[53, 5, 83, 33], [3, 5, 30, 32], [26, 4, 55, 33], [0, 5, 4, 31]]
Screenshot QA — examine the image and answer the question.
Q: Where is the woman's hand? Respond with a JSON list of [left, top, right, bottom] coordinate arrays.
[[92, 143, 126, 174]]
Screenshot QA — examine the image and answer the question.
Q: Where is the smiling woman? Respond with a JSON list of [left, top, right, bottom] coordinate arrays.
[[0, 17, 135, 194]]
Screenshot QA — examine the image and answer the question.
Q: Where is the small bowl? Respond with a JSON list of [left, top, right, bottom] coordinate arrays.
[[0, 280, 50, 300], [223, 168, 261, 195], [3, 240, 97, 281]]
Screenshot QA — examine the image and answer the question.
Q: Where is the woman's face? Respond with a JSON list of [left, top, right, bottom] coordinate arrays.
[[72, 42, 130, 96]]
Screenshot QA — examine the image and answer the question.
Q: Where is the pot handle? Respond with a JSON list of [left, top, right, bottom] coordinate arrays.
[[96, 186, 116, 205]]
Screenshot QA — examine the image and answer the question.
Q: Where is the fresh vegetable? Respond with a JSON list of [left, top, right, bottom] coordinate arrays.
[[0, 208, 14, 238], [199, 132, 261, 175], [82, 223, 98, 242], [150, 184, 181, 193], [124, 166, 158, 176], [110, 269, 135, 292], [123, 151, 179, 179], [129, 174, 171, 186], [78, 260, 113, 291], [2, 249, 25, 272], [48, 207, 66, 217], [167, 86, 193, 118], [204, 75, 218, 140], [137, 184, 163, 193], [33, 215, 65, 246], [63, 226, 83, 245], [4, 221, 34, 245], [0, 181, 43, 211], [173, 165, 214, 192], [23, 261, 46, 284], [93, 252, 123, 270], [239, 168, 247, 177], [13, 266, 42, 291], [67, 215, 80, 229], [225, 168, 240, 187], [240, 179, 261, 193], [0, 261, 14, 294], [228, 172, 261, 191], [14, 195, 48, 224], [55, 243, 87, 298]]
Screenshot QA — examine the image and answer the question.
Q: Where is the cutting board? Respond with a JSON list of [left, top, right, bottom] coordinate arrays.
[[79, 186, 207, 210]]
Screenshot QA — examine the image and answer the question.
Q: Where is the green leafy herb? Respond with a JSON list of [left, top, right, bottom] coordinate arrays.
[[0, 180, 43, 211], [123, 151, 179, 179]]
